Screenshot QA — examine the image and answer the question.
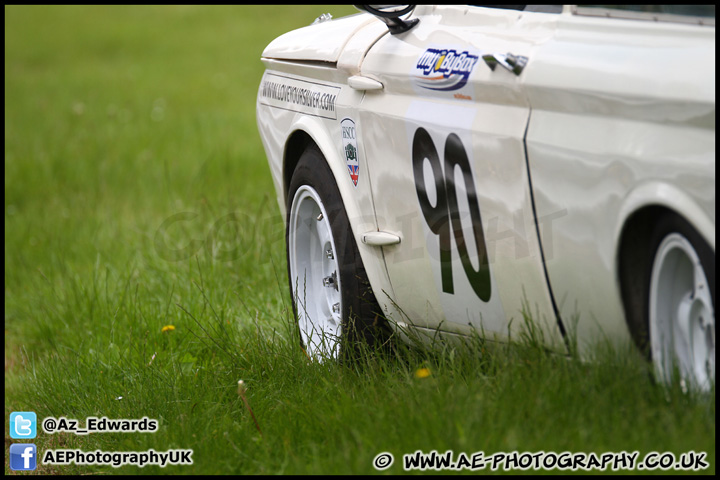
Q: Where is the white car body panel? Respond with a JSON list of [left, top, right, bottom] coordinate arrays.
[[522, 12, 715, 352], [257, 60, 399, 320], [256, 5, 715, 356], [356, 6, 564, 349], [262, 13, 375, 63]]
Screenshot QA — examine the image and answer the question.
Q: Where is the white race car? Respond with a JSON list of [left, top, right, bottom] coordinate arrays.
[[256, 5, 715, 390]]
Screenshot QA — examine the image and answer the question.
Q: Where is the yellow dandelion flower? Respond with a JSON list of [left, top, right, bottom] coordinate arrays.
[[161, 325, 175, 333], [414, 367, 431, 379]]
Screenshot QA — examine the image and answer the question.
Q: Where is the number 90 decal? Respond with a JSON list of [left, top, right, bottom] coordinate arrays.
[[412, 127, 491, 302]]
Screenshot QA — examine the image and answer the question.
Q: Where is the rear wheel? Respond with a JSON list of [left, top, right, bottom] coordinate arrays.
[[646, 214, 715, 391], [286, 145, 388, 361]]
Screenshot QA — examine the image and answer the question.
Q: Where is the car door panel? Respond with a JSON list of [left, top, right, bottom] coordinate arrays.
[[357, 6, 564, 348], [522, 11, 715, 354]]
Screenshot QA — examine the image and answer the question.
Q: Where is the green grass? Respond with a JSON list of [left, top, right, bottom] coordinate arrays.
[[5, 5, 715, 475]]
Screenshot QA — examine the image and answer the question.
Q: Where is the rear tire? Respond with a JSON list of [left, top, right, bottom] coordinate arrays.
[[286, 145, 389, 361], [645, 214, 715, 391]]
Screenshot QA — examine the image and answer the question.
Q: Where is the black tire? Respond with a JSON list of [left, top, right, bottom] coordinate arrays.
[[285, 144, 390, 360], [624, 212, 715, 388]]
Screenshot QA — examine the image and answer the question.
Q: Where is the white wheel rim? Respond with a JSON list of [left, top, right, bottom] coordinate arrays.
[[288, 185, 342, 361], [649, 233, 715, 391]]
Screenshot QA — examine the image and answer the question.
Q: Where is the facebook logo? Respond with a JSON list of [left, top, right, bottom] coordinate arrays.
[[10, 411, 37, 439], [10, 444, 37, 471]]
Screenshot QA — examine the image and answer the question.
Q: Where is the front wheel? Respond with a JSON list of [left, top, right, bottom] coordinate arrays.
[[647, 214, 715, 391], [286, 145, 388, 361]]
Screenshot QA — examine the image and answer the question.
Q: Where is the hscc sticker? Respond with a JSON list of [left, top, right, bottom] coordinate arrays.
[[259, 72, 340, 119], [341, 118, 359, 187]]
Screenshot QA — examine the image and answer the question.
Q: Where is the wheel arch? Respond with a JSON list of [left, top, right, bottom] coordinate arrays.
[[615, 182, 715, 352], [280, 115, 399, 326], [283, 129, 314, 205], [282, 117, 343, 207]]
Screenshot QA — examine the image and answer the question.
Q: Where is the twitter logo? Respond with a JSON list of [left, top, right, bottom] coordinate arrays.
[[10, 412, 37, 439]]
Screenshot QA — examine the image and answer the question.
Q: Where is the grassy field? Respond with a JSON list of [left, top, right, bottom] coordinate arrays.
[[5, 5, 715, 475]]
